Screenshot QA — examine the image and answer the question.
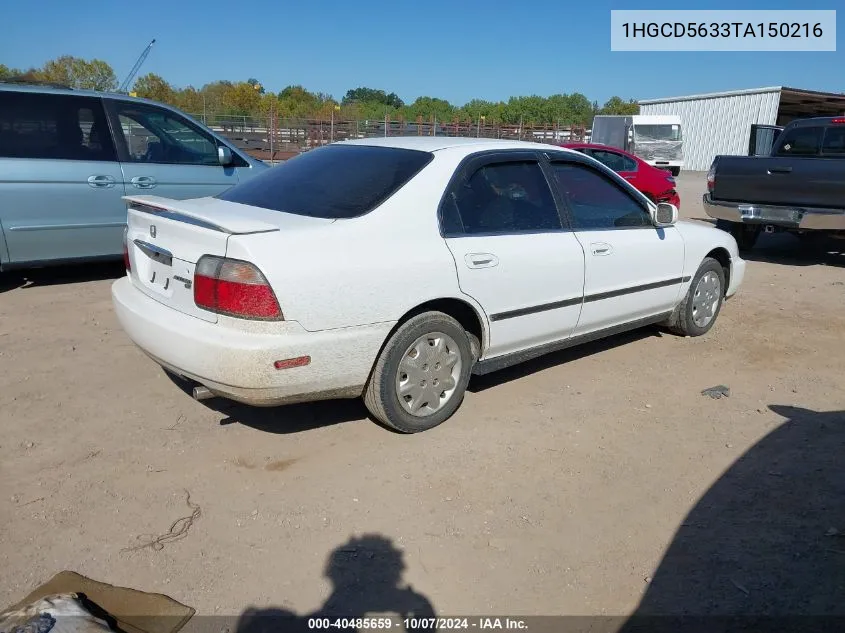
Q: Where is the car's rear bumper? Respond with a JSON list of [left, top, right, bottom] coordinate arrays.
[[111, 276, 394, 406], [703, 194, 845, 230]]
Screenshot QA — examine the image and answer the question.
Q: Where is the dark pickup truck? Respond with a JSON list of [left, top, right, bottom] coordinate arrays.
[[703, 116, 845, 251]]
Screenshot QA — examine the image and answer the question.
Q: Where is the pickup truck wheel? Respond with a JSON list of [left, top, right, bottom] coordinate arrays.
[[670, 167, 680, 177], [364, 312, 472, 433], [716, 220, 760, 251], [666, 257, 725, 337]]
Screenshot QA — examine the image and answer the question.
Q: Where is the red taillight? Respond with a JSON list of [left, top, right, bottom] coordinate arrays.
[[832, 117, 845, 124], [706, 163, 716, 192], [123, 226, 131, 272], [194, 255, 283, 320]]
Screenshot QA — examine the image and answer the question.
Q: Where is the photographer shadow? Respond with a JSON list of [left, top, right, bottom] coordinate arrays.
[[235, 534, 436, 633]]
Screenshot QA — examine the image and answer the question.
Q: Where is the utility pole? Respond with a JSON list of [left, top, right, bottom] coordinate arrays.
[[269, 100, 274, 163]]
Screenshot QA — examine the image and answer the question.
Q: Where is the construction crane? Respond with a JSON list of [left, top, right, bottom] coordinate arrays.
[[119, 39, 156, 93]]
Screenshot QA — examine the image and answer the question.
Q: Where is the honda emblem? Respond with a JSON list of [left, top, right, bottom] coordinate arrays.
[[150, 225, 157, 238]]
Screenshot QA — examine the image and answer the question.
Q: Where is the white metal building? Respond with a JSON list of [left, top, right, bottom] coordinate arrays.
[[639, 86, 845, 171]]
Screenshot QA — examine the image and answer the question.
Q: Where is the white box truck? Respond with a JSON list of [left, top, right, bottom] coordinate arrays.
[[590, 114, 683, 175]]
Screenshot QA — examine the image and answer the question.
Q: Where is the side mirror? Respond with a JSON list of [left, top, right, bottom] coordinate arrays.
[[653, 202, 678, 227], [218, 145, 234, 166]]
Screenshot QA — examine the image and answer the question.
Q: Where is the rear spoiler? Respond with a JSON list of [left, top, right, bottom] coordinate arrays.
[[123, 195, 280, 235]]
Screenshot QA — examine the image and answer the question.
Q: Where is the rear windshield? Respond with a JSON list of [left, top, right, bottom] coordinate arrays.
[[218, 144, 433, 219], [775, 126, 823, 156], [773, 124, 845, 157]]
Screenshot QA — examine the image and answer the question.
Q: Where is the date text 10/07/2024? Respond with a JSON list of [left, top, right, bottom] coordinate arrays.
[[621, 22, 823, 39], [307, 617, 529, 629]]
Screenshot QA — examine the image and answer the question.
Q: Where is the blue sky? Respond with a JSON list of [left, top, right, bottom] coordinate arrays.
[[0, 0, 840, 106]]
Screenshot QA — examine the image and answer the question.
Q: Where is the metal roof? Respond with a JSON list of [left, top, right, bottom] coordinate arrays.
[[639, 86, 845, 105]]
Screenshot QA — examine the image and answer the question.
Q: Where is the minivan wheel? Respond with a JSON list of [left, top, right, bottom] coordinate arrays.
[[665, 257, 726, 337], [364, 312, 473, 433]]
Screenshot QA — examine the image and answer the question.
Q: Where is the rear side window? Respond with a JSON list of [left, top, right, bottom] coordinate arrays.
[[821, 126, 845, 156], [0, 91, 116, 161], [590, 149, 637, 172], [442, 160, 562, 236], [218, 144, 432, 219], [775, 126, 823, 156]]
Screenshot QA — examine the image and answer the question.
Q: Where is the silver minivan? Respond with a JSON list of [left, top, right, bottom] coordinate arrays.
[[0, 82, 268, 270]]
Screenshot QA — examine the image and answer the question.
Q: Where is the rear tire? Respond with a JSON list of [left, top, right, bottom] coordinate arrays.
[[665, 257, 726, 337], [670, 167, 680, 177], [716, 220, 760, 252], [363, 312, 473, 433]]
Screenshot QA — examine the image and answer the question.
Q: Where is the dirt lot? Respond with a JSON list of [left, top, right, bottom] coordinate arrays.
[[2, 173, 844, 623]]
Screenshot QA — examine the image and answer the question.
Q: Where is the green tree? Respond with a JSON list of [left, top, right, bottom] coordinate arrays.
[[199, 81, 234, 119], [222, 81, 263, 117], [0, 64, 18, 79], [459, 99, 496, 122], [600, 96, 640, 115], [343, 87, 404, 108], [39, 56, 117, 90], [246, 78, 265, 94], [132, 73, 175, 103], [7, 57, 645, 126], [278, 85, 320, 118], [174, 86, 206, 118], [404, 96, 454, 122]]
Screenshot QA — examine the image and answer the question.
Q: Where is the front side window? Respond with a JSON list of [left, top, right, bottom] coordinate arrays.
[[218, 144, 433, 219], [0, 91, 115, 161], [443, 160, 562, 236], [111, 102, 221, 165], [551, 162, 651, 230], [775, 126, 823, 156]]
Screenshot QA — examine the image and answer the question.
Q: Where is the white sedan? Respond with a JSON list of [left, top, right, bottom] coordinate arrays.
[[112, 137, 745, 433]]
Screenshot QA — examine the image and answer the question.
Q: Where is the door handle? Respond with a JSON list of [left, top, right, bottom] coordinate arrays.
[[465, 253, 499, 269], [130, 176, 157, 189], [87, 175, 115, 188], [590, 242, 613, 256], [767, 166, 792, 174]]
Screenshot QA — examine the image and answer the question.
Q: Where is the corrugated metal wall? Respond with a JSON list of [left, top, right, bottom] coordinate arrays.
[[639, 89, 781, 171]]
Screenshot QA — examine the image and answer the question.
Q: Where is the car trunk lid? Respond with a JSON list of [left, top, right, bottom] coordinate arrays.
[[124, 195, 291, 323]]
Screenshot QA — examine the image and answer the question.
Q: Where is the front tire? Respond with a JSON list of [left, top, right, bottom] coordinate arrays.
[[363, 312, 473, 433], [665, 257, 726, 337]]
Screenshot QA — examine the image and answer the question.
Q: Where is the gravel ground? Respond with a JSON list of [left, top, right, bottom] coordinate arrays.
[[1, 173, 844, 622]]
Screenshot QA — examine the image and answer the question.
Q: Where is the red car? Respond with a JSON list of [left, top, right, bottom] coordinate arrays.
[[561, 143, 681, 207]]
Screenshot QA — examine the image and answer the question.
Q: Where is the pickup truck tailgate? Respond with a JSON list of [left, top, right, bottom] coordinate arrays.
[[713, 156, 845, 209]]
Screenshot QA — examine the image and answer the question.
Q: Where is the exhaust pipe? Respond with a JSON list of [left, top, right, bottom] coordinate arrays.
[[192, 385, 214, 401], [764, 225, 776, 233]]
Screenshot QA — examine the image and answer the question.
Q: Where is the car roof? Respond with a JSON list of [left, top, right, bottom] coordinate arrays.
[[0, 81, 176, 109], [786, 116, 845, 128], [339, 135, 580, 155]]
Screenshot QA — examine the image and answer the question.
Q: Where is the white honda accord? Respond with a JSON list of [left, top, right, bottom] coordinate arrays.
[[112, 137, 745, 433]]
